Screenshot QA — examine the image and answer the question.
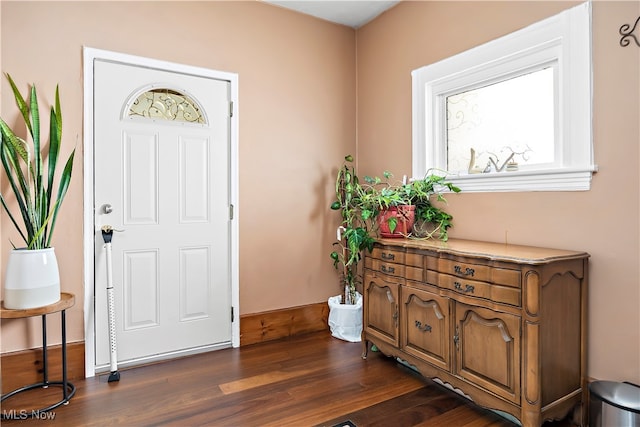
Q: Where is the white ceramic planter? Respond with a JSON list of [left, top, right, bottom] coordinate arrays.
[[328, 292, 363, 342], [3, 248, 61, 309]]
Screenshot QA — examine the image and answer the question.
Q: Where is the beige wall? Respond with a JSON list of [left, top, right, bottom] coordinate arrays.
[[2, 0, 638, 385], [357, 1, 640, 383], [0, 1, 355, 351]]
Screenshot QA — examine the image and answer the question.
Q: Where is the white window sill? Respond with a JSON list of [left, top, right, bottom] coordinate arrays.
[[442, 166, 598, 192]]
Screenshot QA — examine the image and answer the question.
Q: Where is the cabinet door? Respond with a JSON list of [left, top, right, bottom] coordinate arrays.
[[454, 302, 521, 404], [363, 269, 401, 347], [401, 286, 450, 371]]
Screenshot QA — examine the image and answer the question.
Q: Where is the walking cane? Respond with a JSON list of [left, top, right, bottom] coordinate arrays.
[[101, 225, 120, 382]]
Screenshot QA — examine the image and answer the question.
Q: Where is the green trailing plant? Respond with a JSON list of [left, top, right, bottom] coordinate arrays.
[[402, 172, 461, 241], [329, 156, 460, 304], [356, 168, 461, 241], [360, 173, 405, 210], [0, 74, 75, 250], [330, 155, 375, 305], [357, 172, 410, 236]]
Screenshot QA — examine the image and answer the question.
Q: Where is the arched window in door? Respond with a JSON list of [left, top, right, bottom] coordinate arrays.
[[126, 87, 206, 124]]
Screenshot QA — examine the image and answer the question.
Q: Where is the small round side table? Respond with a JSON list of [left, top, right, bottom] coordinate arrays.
[[1, 292, 77, 419]]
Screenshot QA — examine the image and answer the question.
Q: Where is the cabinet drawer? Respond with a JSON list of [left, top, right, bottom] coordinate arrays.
[[438, 273, 521, 307], [427, 257, 521, 288], [405, 266, 424, 282], [367, 259, 405, 278], [405, 252, 423, 268], [371, 247, 405, 264], [427, 257, 490, 280]]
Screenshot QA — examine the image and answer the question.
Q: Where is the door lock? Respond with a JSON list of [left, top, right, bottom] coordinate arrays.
[[102, 204, 113, 214]]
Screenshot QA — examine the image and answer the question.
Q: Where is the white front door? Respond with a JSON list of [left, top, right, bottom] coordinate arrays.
[[93, 59, 232, 369]]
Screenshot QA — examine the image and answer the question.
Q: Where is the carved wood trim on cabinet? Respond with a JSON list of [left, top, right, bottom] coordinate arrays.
[[362, 238, 589, 427]]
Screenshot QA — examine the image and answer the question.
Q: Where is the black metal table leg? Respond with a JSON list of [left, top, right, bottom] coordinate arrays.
[[0, 294, 77, 419]]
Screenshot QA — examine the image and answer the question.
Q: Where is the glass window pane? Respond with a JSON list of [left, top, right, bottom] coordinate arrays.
[[128, 88, 205, 124], [446, 67, 554, 173]]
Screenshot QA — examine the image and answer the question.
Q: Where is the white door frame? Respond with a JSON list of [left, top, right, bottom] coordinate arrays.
[[82, 47, 240, 378]]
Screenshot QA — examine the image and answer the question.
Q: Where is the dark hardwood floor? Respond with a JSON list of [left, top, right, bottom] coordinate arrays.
[[2, 331, 574, 426]]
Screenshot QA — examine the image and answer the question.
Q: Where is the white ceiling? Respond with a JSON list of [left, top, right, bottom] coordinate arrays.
[[263, 0, 400, 29]]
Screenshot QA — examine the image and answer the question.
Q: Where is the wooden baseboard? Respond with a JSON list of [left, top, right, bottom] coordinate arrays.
[[240, 302, 329, 346], [1, 342, 85, 394]]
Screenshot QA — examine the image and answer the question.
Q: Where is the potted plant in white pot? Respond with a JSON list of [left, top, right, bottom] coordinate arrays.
[[327, 157, 459, 341], [328, 155, 375, 342], [0, 74, 75, 309]]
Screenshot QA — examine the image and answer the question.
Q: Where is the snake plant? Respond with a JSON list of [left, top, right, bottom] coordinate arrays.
[[0, 74, 75, 249]]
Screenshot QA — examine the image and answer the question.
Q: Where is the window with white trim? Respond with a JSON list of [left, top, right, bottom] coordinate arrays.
[[412, 2, 595, 192]]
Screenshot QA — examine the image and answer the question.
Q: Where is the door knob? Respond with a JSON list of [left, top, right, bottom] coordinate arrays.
[[102, 204, 113, 214]]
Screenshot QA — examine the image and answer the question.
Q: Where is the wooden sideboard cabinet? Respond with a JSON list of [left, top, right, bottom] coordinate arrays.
[[362, 238, 589, 427]]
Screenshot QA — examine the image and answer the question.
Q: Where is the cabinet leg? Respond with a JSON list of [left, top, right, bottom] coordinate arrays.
[[361, 339, 369, 359]]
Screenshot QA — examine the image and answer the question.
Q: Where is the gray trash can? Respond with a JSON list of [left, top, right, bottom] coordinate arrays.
[[590, 381, 640, 427]]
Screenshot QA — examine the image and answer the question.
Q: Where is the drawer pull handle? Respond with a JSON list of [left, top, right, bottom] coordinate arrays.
[[381, 265, 395, 274], [381, 252, 395, 260], [415, 320, 432, 333], [454, 265, 475, 277], [454, 282, 475, 294]]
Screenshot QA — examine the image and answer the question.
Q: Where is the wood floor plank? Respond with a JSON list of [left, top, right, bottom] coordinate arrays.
[[219, 367, 321, 394], [1, 331, 574, 426], [414, 404, 512, 427], [317, 387, 462, 427]]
